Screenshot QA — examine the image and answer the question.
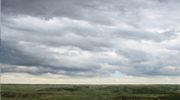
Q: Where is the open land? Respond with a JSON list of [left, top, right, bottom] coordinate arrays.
[[1, 84, 180, 100]]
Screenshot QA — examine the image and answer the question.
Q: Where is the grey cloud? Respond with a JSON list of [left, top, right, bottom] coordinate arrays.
[[2, 0, 115, 25], [1, 0, 180, 78], [3, 0, 171, 26], [112, 52, 180, 76], [112, 30, 165, 42], [1, 39, 104, 77], [116, 49, 151, 63], [2, 26, 112, 51], [1, 40, 43, 66]]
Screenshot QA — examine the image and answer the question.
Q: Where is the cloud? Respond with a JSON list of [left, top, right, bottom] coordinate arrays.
[[1, 0, 180, 81]]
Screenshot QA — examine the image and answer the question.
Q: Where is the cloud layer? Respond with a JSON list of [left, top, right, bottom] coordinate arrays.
[[1, 0, 180, 80]]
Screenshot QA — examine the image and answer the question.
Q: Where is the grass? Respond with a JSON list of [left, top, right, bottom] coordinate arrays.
[[1, 84, 180, 100]]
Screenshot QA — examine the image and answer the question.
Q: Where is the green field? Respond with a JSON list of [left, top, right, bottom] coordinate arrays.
[[1, 84, 180, 100]]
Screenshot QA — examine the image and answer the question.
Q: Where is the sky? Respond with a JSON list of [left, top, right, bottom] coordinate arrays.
[[1, 0, 180, 84]]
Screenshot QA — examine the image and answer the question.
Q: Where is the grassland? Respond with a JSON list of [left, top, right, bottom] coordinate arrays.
[[1, 84, 180, 100]]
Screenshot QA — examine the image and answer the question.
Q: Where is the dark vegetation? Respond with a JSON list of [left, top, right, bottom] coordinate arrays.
[[1, 84, 180, 100]]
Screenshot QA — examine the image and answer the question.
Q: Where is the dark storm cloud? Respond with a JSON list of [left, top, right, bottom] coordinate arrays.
[[1, 0, 180, 77]]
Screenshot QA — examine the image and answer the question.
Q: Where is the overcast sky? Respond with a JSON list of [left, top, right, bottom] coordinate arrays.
[[1, 0, 180, 84]]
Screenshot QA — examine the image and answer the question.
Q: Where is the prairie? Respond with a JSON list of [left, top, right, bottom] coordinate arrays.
[[1, 84, 180, 100]]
